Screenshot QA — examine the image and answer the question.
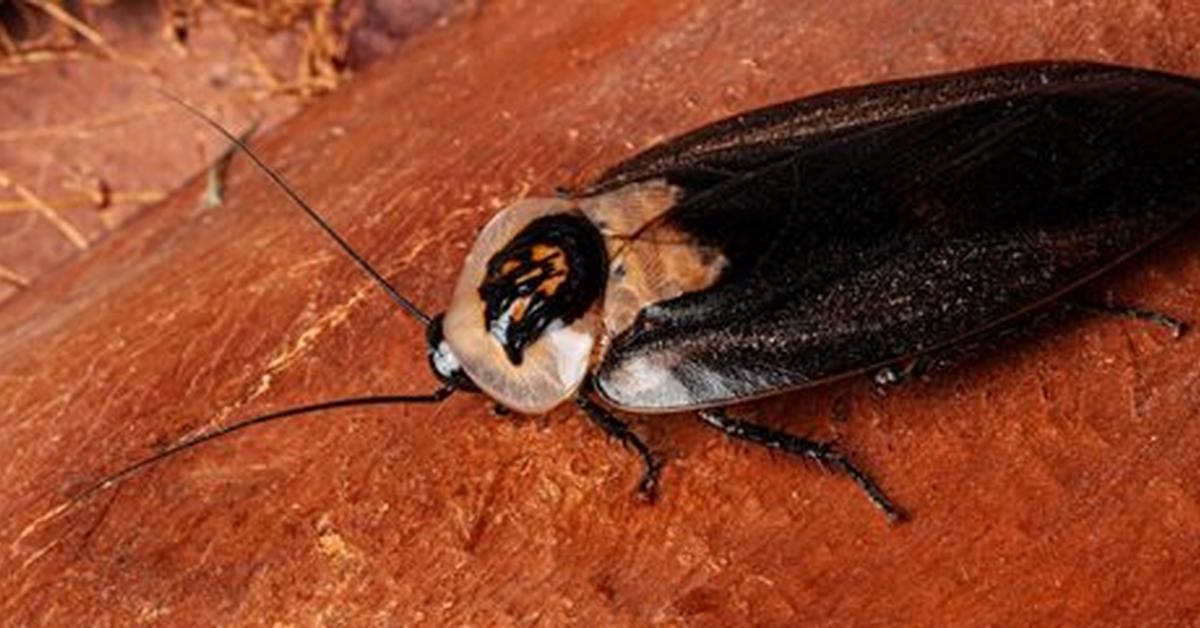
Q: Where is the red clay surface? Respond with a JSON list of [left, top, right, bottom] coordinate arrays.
[[4, 1, 1200, 625]]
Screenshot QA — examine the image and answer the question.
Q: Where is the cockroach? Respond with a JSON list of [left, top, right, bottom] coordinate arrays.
[[81, 61, 1200, 524]]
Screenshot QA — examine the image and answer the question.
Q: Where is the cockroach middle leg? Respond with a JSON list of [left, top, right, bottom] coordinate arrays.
[[1066, 299, 1190, 338], [696, 409, 904, 523], [575, 395, 663, 500], [872, 356, 936, 392]]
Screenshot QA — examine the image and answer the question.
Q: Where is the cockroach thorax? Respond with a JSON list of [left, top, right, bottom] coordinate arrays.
[[436, 179, 722, 413], [440, 196, 607, 413]]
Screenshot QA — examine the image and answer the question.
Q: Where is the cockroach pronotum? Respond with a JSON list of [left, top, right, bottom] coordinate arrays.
[[79, 61, 1200, 524]]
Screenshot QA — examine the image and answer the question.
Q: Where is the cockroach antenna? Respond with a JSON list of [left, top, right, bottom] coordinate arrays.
[[159, 90, 432, 327], [74, 391, 452, 503], [69, 94, 456, 502]]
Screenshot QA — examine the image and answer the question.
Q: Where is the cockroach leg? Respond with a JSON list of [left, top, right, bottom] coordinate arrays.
[[871, 357, 934, 392], [575, 395, 663, 501], [1067, 299, 1190, 338], [696, 409, 905, 524]]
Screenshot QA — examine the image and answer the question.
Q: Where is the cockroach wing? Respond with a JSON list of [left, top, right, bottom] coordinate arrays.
[[589, 62, 1176, 195], [591, 62, 1200, 411]]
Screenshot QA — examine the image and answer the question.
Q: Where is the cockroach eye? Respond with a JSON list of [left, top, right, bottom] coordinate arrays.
[[425, 314, 478, 392]]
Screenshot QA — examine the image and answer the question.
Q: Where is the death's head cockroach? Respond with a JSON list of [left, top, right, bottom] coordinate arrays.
[[82, 61, 1200, 524]]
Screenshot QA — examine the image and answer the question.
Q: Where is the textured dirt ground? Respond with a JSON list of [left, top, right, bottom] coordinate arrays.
[[4, 0, 1200, 625]]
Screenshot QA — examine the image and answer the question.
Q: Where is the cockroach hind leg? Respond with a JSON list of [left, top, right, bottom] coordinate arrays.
[[696, 409, 906, 524], [575, 395, 663, 501], [1067, 299, 1190, 338]]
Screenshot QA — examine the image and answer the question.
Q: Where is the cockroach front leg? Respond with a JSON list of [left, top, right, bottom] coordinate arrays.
[[575, 395, 663, 500], [696, 408, 905, 524]]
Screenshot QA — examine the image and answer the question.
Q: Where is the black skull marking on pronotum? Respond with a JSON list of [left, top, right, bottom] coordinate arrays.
[[478, 214, 608, 366], [80, 62, 1200, 525]]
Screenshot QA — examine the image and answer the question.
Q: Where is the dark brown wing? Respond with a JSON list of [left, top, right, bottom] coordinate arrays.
[[588, 62, 1176, 194], [592, 63, 1200, 411]]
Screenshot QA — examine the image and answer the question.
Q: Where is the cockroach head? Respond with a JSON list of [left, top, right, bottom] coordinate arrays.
[[436, 197, 608, 414], [425, 314, 478, 392]]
